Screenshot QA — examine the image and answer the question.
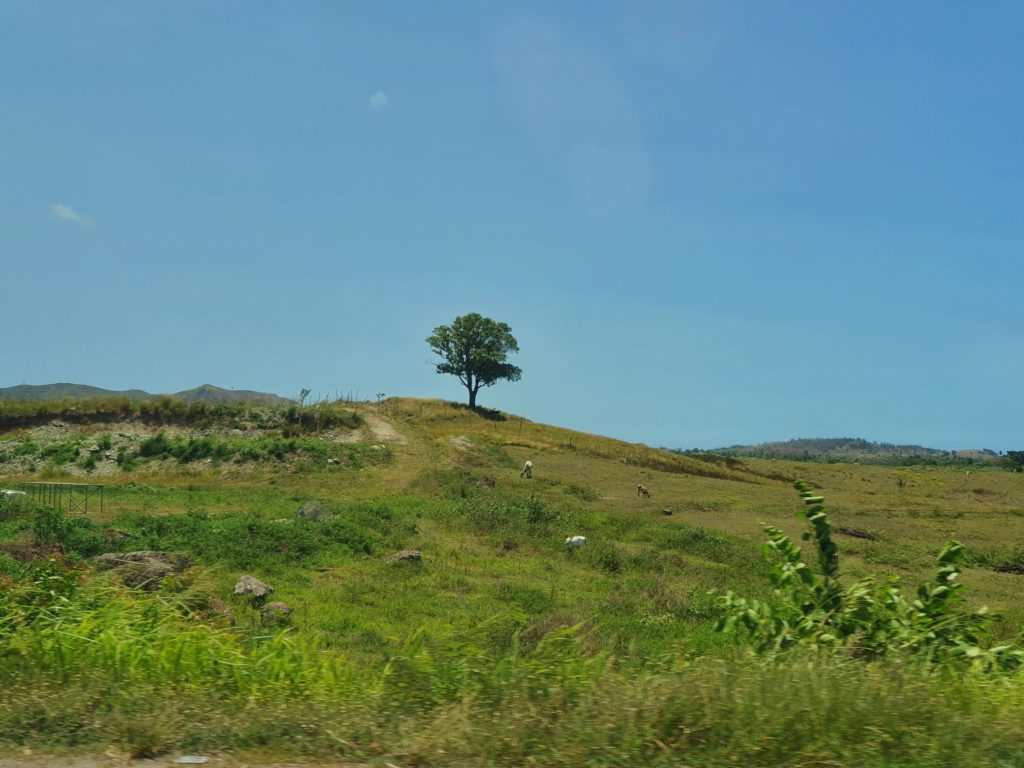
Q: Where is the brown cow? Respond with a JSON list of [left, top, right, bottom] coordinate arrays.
[[637, 484, 651, 499]]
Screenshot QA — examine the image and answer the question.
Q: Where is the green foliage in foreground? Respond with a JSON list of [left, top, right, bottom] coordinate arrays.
[[717, 481, 1024, 671], [0, 559, 1021, 765]]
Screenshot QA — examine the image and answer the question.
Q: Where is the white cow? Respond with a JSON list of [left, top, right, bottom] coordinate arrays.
[[1, 490, 26, 499], [565, 535, 587, 548]]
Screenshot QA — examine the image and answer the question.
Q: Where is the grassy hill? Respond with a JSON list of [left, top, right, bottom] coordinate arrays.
[[0, 397, 1022, 765], [0, 382, 293, 405]]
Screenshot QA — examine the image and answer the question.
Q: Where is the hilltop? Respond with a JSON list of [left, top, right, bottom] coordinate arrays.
[[0, 382, 293, 405]]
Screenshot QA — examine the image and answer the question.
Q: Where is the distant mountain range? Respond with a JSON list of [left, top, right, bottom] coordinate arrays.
[[689, 437, 1000, 464], [0, 383, 294, 406]]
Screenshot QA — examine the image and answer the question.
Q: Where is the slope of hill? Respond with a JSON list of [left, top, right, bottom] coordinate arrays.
[[0, 382, 293, 405]]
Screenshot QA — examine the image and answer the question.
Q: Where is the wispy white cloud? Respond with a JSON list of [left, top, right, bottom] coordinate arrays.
[[51, 203, 93, 227], [369, 91, 390, 110]]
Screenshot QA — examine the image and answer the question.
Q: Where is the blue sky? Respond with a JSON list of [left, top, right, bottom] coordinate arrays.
[[2, 2, 1021, 452]]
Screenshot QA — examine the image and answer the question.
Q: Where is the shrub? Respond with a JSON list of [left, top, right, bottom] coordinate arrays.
[[31, 504, 106, 557], [459, 495, 564, 535], [715, 481, 1024, 672], [40, 440, 81, 465], [138, 432, 173, 458], [116, 448, 138, 470]]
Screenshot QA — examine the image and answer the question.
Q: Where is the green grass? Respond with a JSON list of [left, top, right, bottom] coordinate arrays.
[[0, 397, 1023, 764], [133, 431, 390, 467], [1, 571, 1022, 767]]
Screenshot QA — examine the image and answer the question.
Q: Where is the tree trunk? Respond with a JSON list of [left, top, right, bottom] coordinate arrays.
[[468, 387, 477, 408]]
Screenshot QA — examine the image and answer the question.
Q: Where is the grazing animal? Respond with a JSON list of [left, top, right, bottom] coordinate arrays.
[[520, 460, 533, 479], [637, 484, 651, 499], [1, 489, 26, 499], [565, 535, 587, 548]]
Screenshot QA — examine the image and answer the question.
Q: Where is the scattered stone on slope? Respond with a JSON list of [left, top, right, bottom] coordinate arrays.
[[835, 526, 878, 541], [260, 601, 292, 622], [994, 563, 1024, 575], [93, 551, 193, 591], [296, 500, 333, 521], [386, 550, 422, 564], [234, 574, 274, 599], [209, 598, 234, 621]]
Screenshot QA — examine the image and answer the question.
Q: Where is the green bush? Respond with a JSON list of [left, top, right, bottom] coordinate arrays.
[[138, 432, 173, 458], [116, 448, 138, 470], [715, 481, 1024, 672], [459, 494, 564, 536], [31, 504, 106, 557]]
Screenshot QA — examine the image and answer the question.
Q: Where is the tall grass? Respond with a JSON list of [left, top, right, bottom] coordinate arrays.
[[1, 561, 1022, 766]]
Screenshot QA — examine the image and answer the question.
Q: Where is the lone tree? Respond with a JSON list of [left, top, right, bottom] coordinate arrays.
[[427, 313, 522, 408]]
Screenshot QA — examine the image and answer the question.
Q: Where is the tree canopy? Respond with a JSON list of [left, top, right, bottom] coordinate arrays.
[[426, 313, 522, 408]]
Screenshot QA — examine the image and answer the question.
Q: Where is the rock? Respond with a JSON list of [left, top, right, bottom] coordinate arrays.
[[835, 526, 878, 541], [386, 550, 422, 564], [296, 501, 333, 522], [93, 551, 192, 592], [94, 551, 192, 570], [477, 477, 496, 491], [209, 598, 233, 620], [661, 508, 673, 516], [101, 528, 138, 546], [234, 574, 274, 598], [260, 601, 292, 622], [326, 458, 339, 465]]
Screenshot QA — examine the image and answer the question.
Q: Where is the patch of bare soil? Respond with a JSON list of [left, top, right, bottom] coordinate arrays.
[[360, 412, 407, 444]]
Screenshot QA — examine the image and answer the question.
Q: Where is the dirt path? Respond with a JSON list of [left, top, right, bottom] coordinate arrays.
[[360, 411, 406, 444]]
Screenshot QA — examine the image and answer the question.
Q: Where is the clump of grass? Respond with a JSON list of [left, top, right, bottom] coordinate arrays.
[[131, 432, 388, 468], [109, 501, 415, 570], [457, 494, 564, 536]]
